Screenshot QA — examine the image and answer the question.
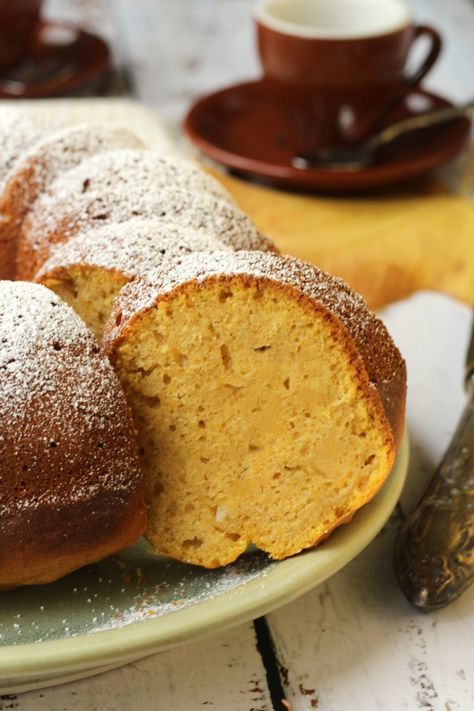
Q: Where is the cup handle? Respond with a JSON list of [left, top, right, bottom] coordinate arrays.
[[344, 25, 442, 142], [406, 24, 442, 87]]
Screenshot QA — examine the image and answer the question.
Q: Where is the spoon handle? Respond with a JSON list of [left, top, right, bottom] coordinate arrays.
[[394, 319, 474, 609], [367, 100, 474, 154]]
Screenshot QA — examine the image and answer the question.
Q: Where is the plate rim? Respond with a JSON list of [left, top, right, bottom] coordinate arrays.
[[0, 433, 409, 682]]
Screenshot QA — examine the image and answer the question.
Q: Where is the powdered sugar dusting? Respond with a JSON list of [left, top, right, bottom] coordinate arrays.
[[3, 124, 144, 211], [23, 152, 268, 270], [109, 250, 369, 328], [29, 183, 263, 251], [90, 550, 274, 635], [0, 281, 141, 517], [36, 218, 233, 282], [0, 544, 275, 645], [37, 148, 233, 209], [0, 112, 59, 191]]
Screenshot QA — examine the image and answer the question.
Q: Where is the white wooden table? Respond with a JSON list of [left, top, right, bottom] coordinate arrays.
[[4, 1, 474, 709]]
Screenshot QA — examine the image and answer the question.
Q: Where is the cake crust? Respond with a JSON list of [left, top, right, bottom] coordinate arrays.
[[36, 219, 233, 282], [0, 281, 146, 588], [0, 125, 143, 282], [35, 219, 233, 341]]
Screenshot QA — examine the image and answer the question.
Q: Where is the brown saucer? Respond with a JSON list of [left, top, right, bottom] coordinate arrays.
[[184, 81, 472, 193], [0, 21, 110, 98]]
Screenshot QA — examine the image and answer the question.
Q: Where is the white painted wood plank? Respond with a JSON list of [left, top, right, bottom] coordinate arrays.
[[10, 624, 273, 711], [410, 0, 474, 103], [382, 292, 472, 511], [268, 515, 474, 711], [112, 0, 260, 119]]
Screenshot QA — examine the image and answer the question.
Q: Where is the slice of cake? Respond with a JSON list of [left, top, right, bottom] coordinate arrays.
[[104, 251, 406, 568], [36, 219, 232, 341]]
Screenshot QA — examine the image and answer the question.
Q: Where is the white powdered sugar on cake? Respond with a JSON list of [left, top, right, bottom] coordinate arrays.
[[23, 172, 267, 271], [4, 124, 145, 205], [0, 281, 139, 512], [109, 250, 366, 322], [0, 113, 59, 191], [38, 148, 233, 207], [36, 218, 233, 280]]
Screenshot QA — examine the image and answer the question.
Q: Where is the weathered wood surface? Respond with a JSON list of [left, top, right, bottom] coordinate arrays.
[[4, 624, 273, 711]]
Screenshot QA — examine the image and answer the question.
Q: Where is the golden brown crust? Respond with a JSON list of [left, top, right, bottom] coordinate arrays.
[[35, 219, 233, 283], [0, 113, 58, 279], [0, 488, 145, 589], [0, 216, 17, 280], [0, 281, 146, 588]]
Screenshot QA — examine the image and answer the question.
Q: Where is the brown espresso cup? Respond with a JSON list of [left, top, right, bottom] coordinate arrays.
[[254, 0, 442, 150], [0, 0, 43, 71]]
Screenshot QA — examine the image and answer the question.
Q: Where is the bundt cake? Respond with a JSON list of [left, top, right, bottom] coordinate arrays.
[[0, 125, 144, 281], [36, 219, 233, 341], [17, 150, 274, 280], [0, 111, 406, 584], [104, 251, 406, 568], [0, 281, 146, 588]]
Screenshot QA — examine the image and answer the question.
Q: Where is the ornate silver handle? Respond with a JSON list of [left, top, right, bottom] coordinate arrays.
[[394, 376, 474, 610]]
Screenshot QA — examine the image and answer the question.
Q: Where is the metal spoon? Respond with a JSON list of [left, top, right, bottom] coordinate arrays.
[[292, 100, 474, 172]]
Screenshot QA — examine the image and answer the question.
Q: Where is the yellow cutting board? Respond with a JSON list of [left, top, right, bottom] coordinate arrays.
[[210, 168, 474, 309]]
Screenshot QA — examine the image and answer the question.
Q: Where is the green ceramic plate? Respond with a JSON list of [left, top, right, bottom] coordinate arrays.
[[0, 435, 409, 693]]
